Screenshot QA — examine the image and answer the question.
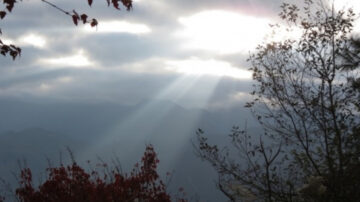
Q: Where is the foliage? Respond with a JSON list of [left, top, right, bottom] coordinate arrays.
[[0, 0, 133, 60], [1, 145, 186, 202], [195, 0, 360, 201]]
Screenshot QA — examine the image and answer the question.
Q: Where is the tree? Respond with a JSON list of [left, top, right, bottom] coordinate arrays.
[[195, 0, 360, 201], [0, 0, 133, 60], [2, 145, 187, 202]]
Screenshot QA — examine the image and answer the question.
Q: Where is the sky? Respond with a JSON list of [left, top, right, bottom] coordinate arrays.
[[0, 0, 359, 109], [0, 0, 359, 200], [0, 0, 356, 109], [0, 0, 288, 109], [0, 1, 288, 200]]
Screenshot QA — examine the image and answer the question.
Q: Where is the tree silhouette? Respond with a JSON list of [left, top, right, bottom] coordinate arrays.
[[2, 145, 187, 202], [0, 0, 133, 60], [195, 0, 360, 201]]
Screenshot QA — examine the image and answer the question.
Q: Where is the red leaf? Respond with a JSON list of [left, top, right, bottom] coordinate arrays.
[[4, 0, 15, 12], [72, 15, 78, 26], [87, 0, 93, 6], [6, 4, 14, 12], [112, 0, 120, 9], [80, 14, 88, 24], [10, 50, 18, 60], [121, 0, 133, 10], [0, 11, 6, 19], [90, 19, 98, 27]]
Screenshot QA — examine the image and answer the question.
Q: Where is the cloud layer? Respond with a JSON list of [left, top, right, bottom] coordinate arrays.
[[0, 0, 325, 108]]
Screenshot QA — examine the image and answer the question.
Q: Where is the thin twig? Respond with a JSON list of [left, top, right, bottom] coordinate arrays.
[[41, 0, 71, 16]]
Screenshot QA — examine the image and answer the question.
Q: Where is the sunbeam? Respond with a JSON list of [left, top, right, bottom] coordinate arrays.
[[79, 75, 221, 172]]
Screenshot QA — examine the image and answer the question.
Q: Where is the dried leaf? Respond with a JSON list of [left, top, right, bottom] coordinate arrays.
[[90, 18, 98, 27], [80, 14, 88, 24], [0, 11, 6, 19], [72, 15, 78, 26], [87, 0, 93, 6]]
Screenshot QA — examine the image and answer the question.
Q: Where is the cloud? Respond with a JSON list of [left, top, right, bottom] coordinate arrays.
[[19, 33, 47, 48], [0, 0, 291, 108], [38, 49, 94, 68], [83, 20, 151, 34], [165, 57, 252, 79], [1, 33, 47, 49]]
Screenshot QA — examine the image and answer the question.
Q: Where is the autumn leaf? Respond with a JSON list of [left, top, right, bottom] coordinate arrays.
[[10, 50, 18, 60], [12, 145, 184, 202], [90, 18, 98, 27], [87, 0, 93, 6], [121, 0, 133, 10], [0, 11, 6, 19], [72, 15, 78, 25], [4, 0, 15, 12], [16, 47, 21, 55], [80, 14, 88, 24], [112, 0, 120, 9]]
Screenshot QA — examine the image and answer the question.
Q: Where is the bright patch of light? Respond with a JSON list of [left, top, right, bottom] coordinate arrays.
[[265, 25, 302, 43], [333, 0, 360, 32], [231, 92, 247, 100], [39, 50, 93, 67], [333, 0, 360, 11], [82, 75, 221, 168], [176, 10, 271, 54], [57, 76, 73, 83], [1, 38, 14, 45], [39, 83, 51, 91], [20, 34, 47, 48], [83, 21, 151, 34], [166, 58, 252, 79]]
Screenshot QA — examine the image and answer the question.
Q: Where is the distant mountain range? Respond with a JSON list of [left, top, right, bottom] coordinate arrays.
[[0, 98, 259, 201]]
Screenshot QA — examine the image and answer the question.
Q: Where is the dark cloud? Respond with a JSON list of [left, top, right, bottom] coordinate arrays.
[[0, 0, 289, 107]]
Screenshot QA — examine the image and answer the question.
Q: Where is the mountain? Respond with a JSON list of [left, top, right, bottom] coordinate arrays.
[[0, 98, 257, 201], [0, 128, 80, 187]]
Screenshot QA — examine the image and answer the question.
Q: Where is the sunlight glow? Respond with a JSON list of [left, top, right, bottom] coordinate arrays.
[[20, 33, 47, 48], [81, 75, 221, 171], [1, 38, 14, 45], [39, 83, 52, 91], [333, 0, 360, 11], [39, 50, 93, 67], [0, 34, 47, 49], [331, 0, 360, 28], [83, 21, 151, 34], [57, 76, 73, 83], [166, 58, 252, 79], [176, 10, 271, 54], [333, 0, 360, 32]]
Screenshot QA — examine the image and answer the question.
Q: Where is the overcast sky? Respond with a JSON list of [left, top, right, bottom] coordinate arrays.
[[2, 0, 360, 200], [0, 0, 357, 109]]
